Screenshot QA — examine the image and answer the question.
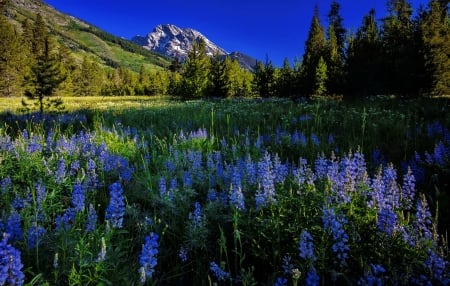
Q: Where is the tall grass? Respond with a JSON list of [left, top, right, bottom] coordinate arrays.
[[0, 96, 449, 285]]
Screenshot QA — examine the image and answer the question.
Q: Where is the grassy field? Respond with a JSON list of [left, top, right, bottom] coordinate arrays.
[[0, 96, 449, 285]]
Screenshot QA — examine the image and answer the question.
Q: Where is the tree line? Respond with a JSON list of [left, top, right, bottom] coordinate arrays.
[[0, 0, 449, 106]]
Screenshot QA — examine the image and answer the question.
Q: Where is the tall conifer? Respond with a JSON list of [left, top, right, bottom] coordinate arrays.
[[300, 6, 326, 96]]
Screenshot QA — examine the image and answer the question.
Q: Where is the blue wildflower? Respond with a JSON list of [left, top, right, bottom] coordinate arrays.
[[282, 256, 294, 274], [189, 202, 203, 228], [139, 233, 159, 283], [85, 204, 98, 233], [322, 207, 349, 267], [6, 211, 23, 242], [105, 182, 126, 229], [55, 208, 76, 232], [305, 266, 319, 286], [70, 160, 80, 175], [358, 264, 385, 286], [54, 158, 66, 184], [35, 181, 46, 206], [314, 155, 328, 180], [293, 158, 314, 188], [255, 152, 276, 209], [178, 247, 188, 262], [71, 182, 85, 212], [273, 154, 288, 184], [28, 223, 46, 249], [158, 177, 167, 198], [209, 261, 230, 281], [169, 178, 178, 191], [274, 277, 288, 286], [402, 168, 416, 210], [424, 249, 448, 283], [0, 233, 25, 286], [86, 159, 98, 188], [229, 166, 245, 210], [183, 171, 193, 189], [299, 230, 316, 261], [310, 134, 320, 147], [416, 195, 433, 241], [377, 207, 397, 236], [0, 177, 12, 194]]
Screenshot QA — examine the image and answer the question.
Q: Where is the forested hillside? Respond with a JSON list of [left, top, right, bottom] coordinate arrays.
[[0, 0, 449, 102]]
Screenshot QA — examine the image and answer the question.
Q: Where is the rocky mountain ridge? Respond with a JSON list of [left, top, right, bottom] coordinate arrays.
[[132, 24, 257, 71]]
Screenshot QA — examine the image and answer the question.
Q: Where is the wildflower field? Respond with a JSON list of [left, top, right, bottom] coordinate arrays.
[[0, 96, 449, 285]]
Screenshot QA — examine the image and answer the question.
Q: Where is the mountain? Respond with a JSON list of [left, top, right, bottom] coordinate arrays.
[[132, 24, 227, 60], [132, 24, 258, 71], [7, 0, 171, 72]]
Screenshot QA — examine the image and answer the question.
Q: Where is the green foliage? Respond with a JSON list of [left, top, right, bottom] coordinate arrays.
[[0, 15, 26, 97], [313, 57, 328, 97], [179, 39, 211, 99], [300, 6, 327, 96], [24, 37, 66, 113], [420, 0, 450, 96], [253, 56, 275, 98]]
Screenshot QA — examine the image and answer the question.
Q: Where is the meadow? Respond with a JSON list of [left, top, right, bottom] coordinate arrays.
[[0, 96, 449, 285]]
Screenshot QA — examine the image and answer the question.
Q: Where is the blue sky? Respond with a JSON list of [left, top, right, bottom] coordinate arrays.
[[45, 0, 429, 66]]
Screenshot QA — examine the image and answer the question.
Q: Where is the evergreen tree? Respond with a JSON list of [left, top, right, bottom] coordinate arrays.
[[346, 9, 383, 96], [327, 1, 346, 58], [300, 6, 326, 96], [32, 13, 47, 55], [0, 13, 25, 97], [73, 56, 102, 96], [209, 54, 231, 98], [381, 0, 419, 96], [326, 1, 346, 95], [253, 55, 275, 98], [55, 43, 76, 96], [148, 70, 170, 96], [24, 37, 65, 113], [274, 58, 294, 97], [313, 56, 328, 97], [420, 0, 450, 95], [180, 39, 211, 99]]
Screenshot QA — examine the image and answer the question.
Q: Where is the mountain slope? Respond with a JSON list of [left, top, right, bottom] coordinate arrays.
[[132, 24, 258, 71], [132, 24, 227, 60], [7, 0, 171, 72]]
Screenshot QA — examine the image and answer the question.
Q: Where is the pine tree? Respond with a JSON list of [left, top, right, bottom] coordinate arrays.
[[346, 9, 383, 96], [181, 39, 211, 99], [253, 55, 275, 98], [300, 6, 326, 96], [381, 0, 419, 96], [313, 57, 328, 97], [24, 37, 65, 113], [420, 0, 450, 95], [326, 1, 346, 95], [327, 1, 346, 58], [0, 13, 25, 97], [209, 54, 231, 98], [73, 56, 102, 96], [274, 58, 294, 97]]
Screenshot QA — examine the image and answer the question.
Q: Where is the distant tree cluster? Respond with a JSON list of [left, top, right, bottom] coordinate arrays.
[[0, 0, 449, 103]]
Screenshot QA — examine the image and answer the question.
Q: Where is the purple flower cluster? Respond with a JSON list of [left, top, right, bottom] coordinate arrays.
[[0, 233, 25, 286], [209, 261, 230, 281], [377, 207, 397, 236], [189, 202, 204, 228], [322, 207, 349, 267], [299, 230, 316, 261], [139, 232, 159, 283], [105, 183, 126, 229], [71, 182, 85, 212], [255, 152, 276, 209]]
